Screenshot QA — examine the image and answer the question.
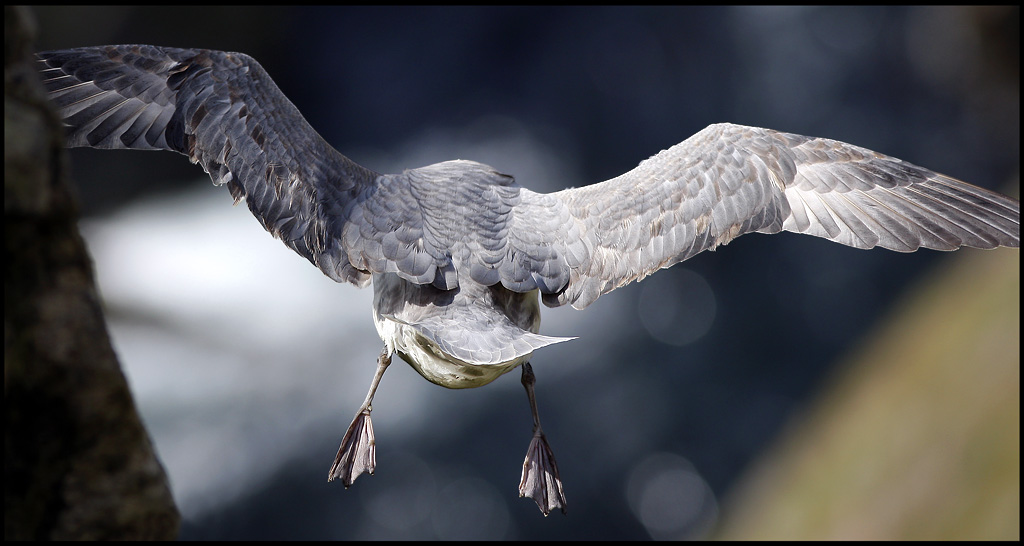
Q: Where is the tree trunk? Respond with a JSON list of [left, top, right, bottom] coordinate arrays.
[[4, 6, 180, 540]]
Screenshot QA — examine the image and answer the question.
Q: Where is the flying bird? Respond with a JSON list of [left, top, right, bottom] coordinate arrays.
[[36, 45, 1020, 516]]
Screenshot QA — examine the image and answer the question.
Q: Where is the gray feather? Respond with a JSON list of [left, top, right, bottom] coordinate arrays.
[[38, 47, 1020, 316]]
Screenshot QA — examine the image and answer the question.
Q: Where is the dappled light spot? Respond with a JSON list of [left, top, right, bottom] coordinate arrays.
[[626, 452, 718, 539], [637, 268, 717, 347]]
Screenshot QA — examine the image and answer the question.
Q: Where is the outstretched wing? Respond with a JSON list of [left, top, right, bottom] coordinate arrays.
[[37, 44, 387, 287], [531, 123, 1019, 309], [36, 47, 1019, 309]]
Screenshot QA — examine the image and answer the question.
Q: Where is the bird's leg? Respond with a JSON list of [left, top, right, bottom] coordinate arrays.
[[518, 362, 567, 515], [328, 346, 392, 487]]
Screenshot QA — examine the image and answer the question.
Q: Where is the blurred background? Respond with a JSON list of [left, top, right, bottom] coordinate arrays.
[[30, 6, 1018, 540]]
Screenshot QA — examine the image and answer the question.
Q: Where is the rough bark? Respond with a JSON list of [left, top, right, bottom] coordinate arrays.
[[4, 6, 180, 540]]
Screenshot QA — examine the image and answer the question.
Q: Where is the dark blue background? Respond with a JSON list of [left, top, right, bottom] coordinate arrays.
[[32, 6, 1019, 540]]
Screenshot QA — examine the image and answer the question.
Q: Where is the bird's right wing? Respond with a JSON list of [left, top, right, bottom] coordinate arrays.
[[536, 123, 1019, 309]]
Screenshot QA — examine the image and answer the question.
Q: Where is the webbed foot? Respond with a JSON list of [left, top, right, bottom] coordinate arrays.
[[519, 362, 567, 515], [328, 409, 376, 486], [327, 347, 391, 487], [519, 430, 567, 515]]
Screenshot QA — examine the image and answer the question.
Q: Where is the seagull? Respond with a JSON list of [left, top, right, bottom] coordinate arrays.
[[36, 45, 1020, 516]]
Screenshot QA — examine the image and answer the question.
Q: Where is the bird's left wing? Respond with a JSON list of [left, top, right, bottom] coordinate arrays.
[[37, 44, 385, 287]]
